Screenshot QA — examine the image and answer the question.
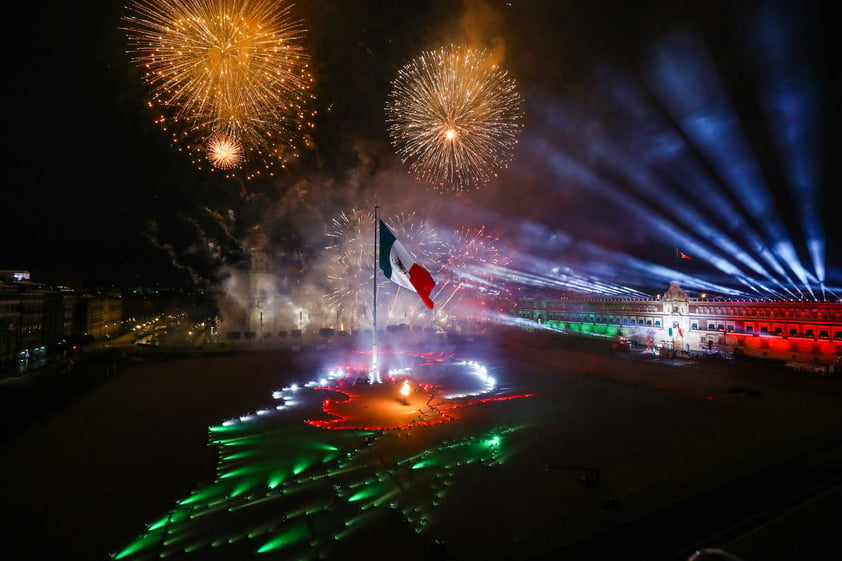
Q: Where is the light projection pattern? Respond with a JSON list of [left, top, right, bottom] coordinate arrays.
[[110, 353, 531, 561]]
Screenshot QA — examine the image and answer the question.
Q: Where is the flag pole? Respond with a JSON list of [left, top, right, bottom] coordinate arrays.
[[371, 204, 380, 383]]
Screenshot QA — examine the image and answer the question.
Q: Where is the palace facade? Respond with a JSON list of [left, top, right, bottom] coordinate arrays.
[[513, 282, 842, 372]]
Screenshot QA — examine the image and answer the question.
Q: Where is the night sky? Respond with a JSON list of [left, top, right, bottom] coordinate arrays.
[[5, 0, 837, 298]]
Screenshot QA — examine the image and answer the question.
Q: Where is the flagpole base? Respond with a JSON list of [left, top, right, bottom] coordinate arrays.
[[369, 343, 381, 384]]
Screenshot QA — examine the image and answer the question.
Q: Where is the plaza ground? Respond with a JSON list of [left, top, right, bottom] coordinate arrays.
[[1, 329, 840, 561]]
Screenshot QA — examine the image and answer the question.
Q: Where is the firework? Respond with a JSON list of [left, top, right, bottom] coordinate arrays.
[[435, 226, 511, 312], [326, 209, 375, 269], [123, 0, 316, 179], [386, 212, 443, 265], [206, 132, 244, 170], [385, 44, 524, 191], [324, 209, 378, 327]]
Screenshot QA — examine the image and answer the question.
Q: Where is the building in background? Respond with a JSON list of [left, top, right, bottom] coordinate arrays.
[[1, 269, 213, 372], [75, 291, 123, 340], [514, 281, 842, 373], [0, 283, 21, 370]]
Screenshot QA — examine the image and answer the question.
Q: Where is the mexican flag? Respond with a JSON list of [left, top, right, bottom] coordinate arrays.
[[379, 219, 435, 309]]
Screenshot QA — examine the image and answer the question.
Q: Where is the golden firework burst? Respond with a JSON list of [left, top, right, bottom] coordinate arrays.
[[386, 44, 524, 191], [206, 133, 244, 170], [123, 0, 316, 178]]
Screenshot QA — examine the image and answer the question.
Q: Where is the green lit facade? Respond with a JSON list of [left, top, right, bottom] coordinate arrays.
[[513, 282, 842, 370]]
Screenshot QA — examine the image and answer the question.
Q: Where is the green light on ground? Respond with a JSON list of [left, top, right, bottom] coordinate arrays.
[[411, 459, 435, 470], [163, 529, 193, 548], [231, 477, 261, 497], [256, 521, 309, 553], [209, 424, 246, 433], [369, 488, 400, 508], [188, 501, 228, 520], [219, 466, 252, 479], [148, 514, 171, 531], [211, 434, 265, 447], [220, 460, 282, 480], [227, 531, 249, 544], [292, 458, 313, 475], [222, 450, 258, 460], [321, 452, 339, 464], [184, 541, 206, 553], [347, 485, 380, 502], [334, 527, 354, 541], [230, 494, 279, 513], [268, 472, 286, 489], [248, 520, 278, 539], [342, 508, 380, 529], [167, 509, 191, 524], [113, 532, 163, 559]]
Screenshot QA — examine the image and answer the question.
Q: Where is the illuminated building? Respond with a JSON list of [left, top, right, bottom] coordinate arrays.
[[1, 272, 79, 370], [76, 291, 123, 339], [0, 284, 20, 369], [514, 282, 842, 372]]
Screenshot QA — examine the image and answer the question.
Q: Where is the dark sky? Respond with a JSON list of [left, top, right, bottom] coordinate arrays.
[[4, 0, 837, 297]]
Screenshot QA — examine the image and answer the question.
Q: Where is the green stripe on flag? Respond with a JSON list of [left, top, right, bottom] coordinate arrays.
[[379, 220, 395, 279]]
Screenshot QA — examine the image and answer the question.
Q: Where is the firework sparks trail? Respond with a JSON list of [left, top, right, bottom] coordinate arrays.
[[327, 209, 375, 269], [324, 209, 381, 329], [433, 226, 511, 314], [123, 0, 316, 178], [386, 44, 524, 192]]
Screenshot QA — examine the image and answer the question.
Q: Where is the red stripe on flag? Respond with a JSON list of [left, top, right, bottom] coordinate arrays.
[[408, 263, 435, 309]]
